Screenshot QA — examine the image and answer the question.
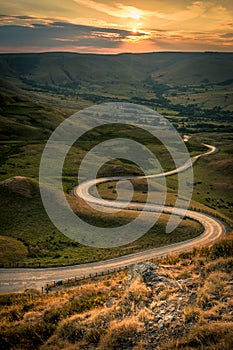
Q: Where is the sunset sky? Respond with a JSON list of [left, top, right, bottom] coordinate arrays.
[[0, 0, 233, 53]]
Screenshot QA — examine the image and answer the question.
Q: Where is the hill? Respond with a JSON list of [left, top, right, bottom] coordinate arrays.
[[1, 52, 233, 87], [0, 176, 203, 267], [0, 52, 232, 349], [0, 78, 67, 140], [0, 233, 232, 349], [1, 51, 232, 136]]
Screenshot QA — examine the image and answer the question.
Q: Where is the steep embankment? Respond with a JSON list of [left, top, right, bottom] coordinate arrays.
[[0, 235, 232, 350], [0, 78, 66, 140]]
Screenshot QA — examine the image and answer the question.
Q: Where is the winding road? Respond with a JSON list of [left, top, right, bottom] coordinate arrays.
[[74, 143, 217, 209], [0, 143, 225, 293]]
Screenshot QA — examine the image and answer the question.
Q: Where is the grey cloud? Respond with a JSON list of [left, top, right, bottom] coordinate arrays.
[[221, 32, 233, 38], [51, 21, 146, 37], [31, 23, 50, 28], [0, 21, 144, 49], [0, 14, 39, 20]]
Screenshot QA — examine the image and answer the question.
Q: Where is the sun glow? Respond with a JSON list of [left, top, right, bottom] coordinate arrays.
[[128, 9, 141, 20]]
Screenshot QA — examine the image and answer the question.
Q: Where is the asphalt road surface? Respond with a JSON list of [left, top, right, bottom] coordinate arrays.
[[0, 143, 225, 293]]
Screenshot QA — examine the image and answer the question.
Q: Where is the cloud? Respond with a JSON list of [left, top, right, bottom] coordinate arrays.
[[72, 0, 220, 24], [0, 14, 38, 20], [0, 1, 233, 53], [220, 32, 233, 38], [73, 0, 156, 20], [146, 27, 233, 51], [0, 14, 54, 27], [0, 21, 149, 52]]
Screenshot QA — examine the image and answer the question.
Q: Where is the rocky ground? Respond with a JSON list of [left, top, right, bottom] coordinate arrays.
[[0, 234, 233, 349]]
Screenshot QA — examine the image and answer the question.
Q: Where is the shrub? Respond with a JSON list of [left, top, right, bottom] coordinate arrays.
[[163, 322, 233, 350], [84, 328, 105, 344], [57, 317, 86, 343], [183, 305, 201, 323], [209, 239, 233, 260], [97, 317, 143, 350], [0, 320, 55, 350]]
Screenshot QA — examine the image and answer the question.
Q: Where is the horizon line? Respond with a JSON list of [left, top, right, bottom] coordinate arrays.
[[0, 50, 233, 56]]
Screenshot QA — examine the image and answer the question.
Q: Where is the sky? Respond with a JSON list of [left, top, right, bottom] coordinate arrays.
[[0, 0, 233, 53]]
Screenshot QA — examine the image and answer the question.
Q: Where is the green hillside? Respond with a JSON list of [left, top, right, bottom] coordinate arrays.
[[1, 52, 233, 87], [0, 78, 67, 141], [1, 51, 232, 135], [0, 51, 232, 267], [0, 176, 202, 267]]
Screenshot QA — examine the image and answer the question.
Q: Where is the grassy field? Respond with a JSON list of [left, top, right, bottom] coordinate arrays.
[[0, 52, 232, 267], [1, 52, 233, 136], [166, 85, 233, 111], [0, 176, 202, 266], [190, 133, 233, 219], [95, 133, 233, 221], [0, 121, 232, 267]]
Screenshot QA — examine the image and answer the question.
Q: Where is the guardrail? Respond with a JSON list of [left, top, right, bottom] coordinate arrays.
[[42, 266, 128, 294]]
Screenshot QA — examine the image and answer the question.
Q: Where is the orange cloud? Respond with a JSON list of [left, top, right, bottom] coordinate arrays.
[[1, 0, 233, 52]]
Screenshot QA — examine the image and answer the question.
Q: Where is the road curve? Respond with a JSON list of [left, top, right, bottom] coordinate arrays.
[[0, 143, 225, 293], [74, 143, 217, 208]]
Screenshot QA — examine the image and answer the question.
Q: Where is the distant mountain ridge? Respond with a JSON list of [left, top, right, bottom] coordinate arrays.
[[0, 52, 233, 87], [0, 51, 232, 140]]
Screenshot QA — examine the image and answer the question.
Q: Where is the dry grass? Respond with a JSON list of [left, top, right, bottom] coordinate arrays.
[[0, 235, 233, 350], [137, 307, 154, 322], [125, 277, 151, 303], [0, 235, 28, 263], [132, 340, 149, 350], [197, 272, 230, 309], [163, 322, 233, 350], [97, 317, 143, 350], [183, 305, 201, 323]]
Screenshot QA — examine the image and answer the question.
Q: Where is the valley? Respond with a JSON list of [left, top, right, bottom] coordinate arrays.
[[0, 52, 232, 271]]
